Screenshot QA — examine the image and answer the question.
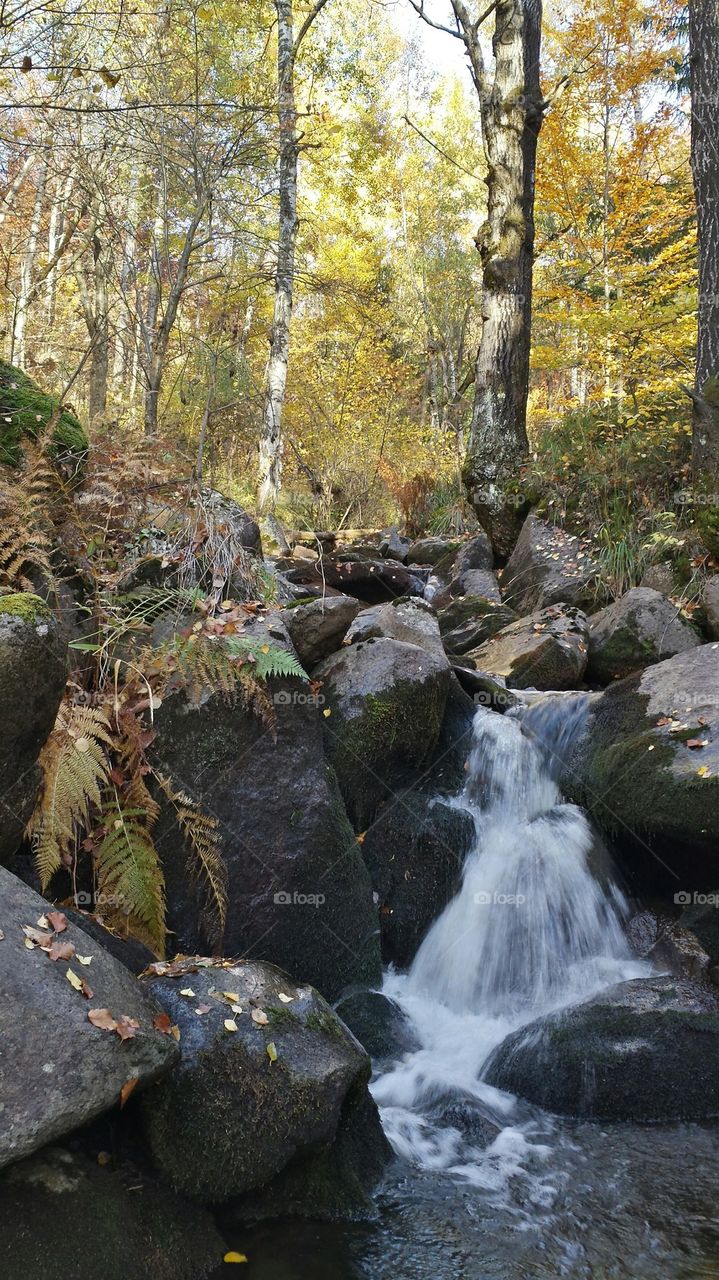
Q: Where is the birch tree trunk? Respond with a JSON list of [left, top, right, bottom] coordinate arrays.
[[257, 0, 330, 515], [12, 156, 48, 366], [688, 0, 719, 482]]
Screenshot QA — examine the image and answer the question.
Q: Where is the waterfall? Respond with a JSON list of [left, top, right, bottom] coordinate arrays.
[[373, 698, 649, 1186]]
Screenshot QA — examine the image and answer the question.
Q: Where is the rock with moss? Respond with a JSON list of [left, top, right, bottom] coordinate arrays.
[[561, 645, 719, 864], [0, 866, 179, 1172], [0, 360, 88, 469], [406, 536, 462, 571], [587, 587, 700, 684], [501, 513, 599, 613], [312, 636, 452, 830], [344, 597, 445, 657], [465, 604, 589, 691], [702, 576, 719, 640], [484, 976, 719, 1121], [438, 595, 518, 655], [0, 1148, 224, 1280], [280, 593, 359, 666], [334, 989, 420, 1061], [0, 593, 67, 863], [151, 616, 381, 999], [139, 962, 390, 1216]]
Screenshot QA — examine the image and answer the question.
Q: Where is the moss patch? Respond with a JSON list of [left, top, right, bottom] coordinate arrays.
[[0, 360, 88, 467], [0, 592, 53, 624]]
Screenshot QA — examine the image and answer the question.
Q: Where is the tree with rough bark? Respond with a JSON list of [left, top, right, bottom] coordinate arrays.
[[409, 0, 544, 555], [688, 0, 719, 482], [257, 0, 331, 515]]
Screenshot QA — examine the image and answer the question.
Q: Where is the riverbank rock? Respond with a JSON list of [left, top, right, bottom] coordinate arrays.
[[0, 1148, 223, 1280], [562, 645, 719, 863], [0, 593, 67, 863], [438, 596, 517, 655], [334, 990, 420, 1060], [151, 618, 381, 1000], [484, 976, 719, 1121], [280, 594, 359, 666], [313, 637, 452, 829], [587, 587, 700, 683], [406, 537, 461, 570], [465, 604, 589, 690], [344, 597, 445, 657], [703, 577, 719, 639], [501, 514, 599, 613], [283, 555, 421, 603], [139, 962, 389, 1217], [0, 867, 178, 1171]]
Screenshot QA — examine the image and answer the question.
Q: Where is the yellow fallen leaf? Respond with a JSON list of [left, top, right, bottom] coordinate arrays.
[[266, 1041, 278, 1062], [260, 644, 270, 653], [323, 708, 332, 718], [222, 992, 241, 1003], [277, 992, 294, 1004], [251, 1008, 268, 1026], [170, 1025, 181, 1041], [37, 914, 49, 929], [77, 955, 93, 966], [24, 936, 36, 949], [230, 1003, 242, 1014], [224, 1019, 238, 1032], [698, 766, 711, 777], [179, 988, 195, 997], [66, 967, 84, 991], [223, 1253, 248, 1265]]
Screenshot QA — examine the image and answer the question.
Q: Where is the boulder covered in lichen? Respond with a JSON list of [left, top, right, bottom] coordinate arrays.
[[0, 592, 67, 863], [139, 961, 390, 1217], [587, 586, 700, 683], [0, 361, 88, 470]]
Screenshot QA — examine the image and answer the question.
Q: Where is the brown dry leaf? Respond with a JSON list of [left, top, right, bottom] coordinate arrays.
[[221, 991, 240, 1003], [119, 1077, 139, 1107], [687, 738, 708, 749], [153, 1012, 173, 1035], [23, 925, 53, 948], [656, 716, 672, 727], [251, 1009, 268, 1027], [47, 911, 68, 933], [195, 1004, 211, 1016], [48, 940, 76, 962], [88, 1008, 118, 1032], [116, 1016, 139, 1041], [170, 1025, 181, 1041]]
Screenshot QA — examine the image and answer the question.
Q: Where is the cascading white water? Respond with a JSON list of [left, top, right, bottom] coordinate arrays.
[[373, 699, 649, 1188]]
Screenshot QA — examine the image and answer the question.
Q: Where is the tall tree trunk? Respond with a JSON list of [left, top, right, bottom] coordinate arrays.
[[258, 0, 330, 514], [449, 0, 544, 556], [258, 0, 298, 514], [12, 157, 48, 366], [688, 0, 719, 482]]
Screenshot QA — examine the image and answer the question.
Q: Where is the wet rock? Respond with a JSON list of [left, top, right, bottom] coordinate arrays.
[[438, 595, 518, 655], [313, 637, 452, 830], [680, 894, 719, 966], [0, 866, 179, 1171], [466, 604, 590, 691], [627, 909, 711, 982], [139, 962, 390, 1216], [485, 976, 719, 1121], [561, 645, 719, 860], [588, 587, 700, 683], [334, 989, 420, 1060], [151, 617, 381, 1000], [501, 514, 599, 613], [280, 594, 360, 666], [449, 663, 519, 711], [0, 1148, 223, 1280], [0, 593, 67, 864]]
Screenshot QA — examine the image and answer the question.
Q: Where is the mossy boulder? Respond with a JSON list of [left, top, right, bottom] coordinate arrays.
[[0, 593, 67, 863], [438, 595, 518, 655], [139, 962, 390, 1216], [587, 587, 700, 684], [0, 360, 88, 468], [0, 1148, 223, 1280], [334, 990, 420, 1061], [280, 593, 359, 666], [561, 645, 719, 864], [313, 636, 452, 830], [466, 603, 589, 691], [484, 976, 719, 1121], [344, 597, 445, 657]]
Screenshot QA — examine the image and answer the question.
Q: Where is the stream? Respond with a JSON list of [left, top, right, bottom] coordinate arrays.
[[219, 700, 719, 1279]]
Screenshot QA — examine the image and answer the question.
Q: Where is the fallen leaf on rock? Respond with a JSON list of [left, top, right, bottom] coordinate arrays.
[[23, 936, 35, 950], [251, 1009, 268, 1026], [323, 708, 332, 718], [49, 940, 76, 962], [23, 925, 53, 947], [116, 1015, 139, 1041], [698, 766, 712, 777], [77, 954, 93, 966], [687, 739, 708, 749], [223, 1253, 248, 1265], [119, 1077, 138, 1107], [170, 1024, 181, 1041], [195, 1004, 211, 1016], [656, 716, 673, 727], [224, 1018, 238, 1032], [66, 967, 84, 991], [153, 1012, 173, 1034], [0, 929, 4, 940], [47, 911, 68, 933], [277, 992, 294, 1003], [179, 988, 195, 998], [36, 914, 50, 929], [222, 992, 240, 1003], [88, 1008, 118, 1031], [266, 1042, 277, 1063]]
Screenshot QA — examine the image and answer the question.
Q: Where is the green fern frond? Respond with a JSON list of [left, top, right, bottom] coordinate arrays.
[[155, 774, 227, 952], [225, 636, 307, 681], [96, 795, 166, 955], [28, 703, 113, 891]]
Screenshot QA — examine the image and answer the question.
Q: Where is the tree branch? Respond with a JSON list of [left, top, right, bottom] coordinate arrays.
[[406, 0, 463, 39], [403, 114, 482, 179], [293, 0, 332, 57]]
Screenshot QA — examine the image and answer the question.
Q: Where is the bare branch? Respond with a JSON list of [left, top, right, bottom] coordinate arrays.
[[406, 0, 463, 39], [293, 0, 332, 57]]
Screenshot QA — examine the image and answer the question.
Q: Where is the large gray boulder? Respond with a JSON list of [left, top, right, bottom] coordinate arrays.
[[0, 867, 179, 1171], [280, 594, 359, 667], [484, 976, 719, 1121], [466, 604, 589, 690], [438, 595, 518, 655], [501, 514, 599, 613], [313, 637, 452, 829], [588, 587, 700, 683], [151, 618, 381, 1000], [0, 1148, 223, 1280], [562, 644, 719, 859], [139, 961, 389, 1216], [283, 555, 421, 603], [452, 532, 493, 575], [344, 597, 445, 657], [0, 593, 67, 863], [406, 536, 461, 569]]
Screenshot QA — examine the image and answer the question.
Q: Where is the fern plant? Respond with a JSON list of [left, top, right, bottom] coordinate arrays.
[[95, 794, 166, 953], [156, 774, 227, 951]]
